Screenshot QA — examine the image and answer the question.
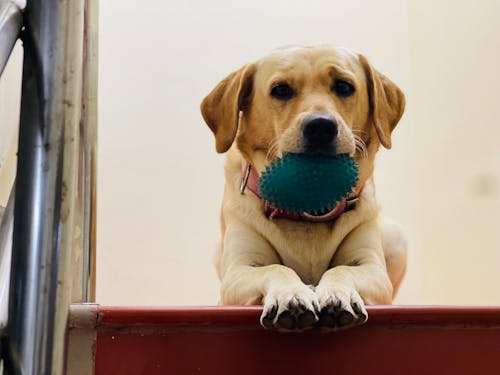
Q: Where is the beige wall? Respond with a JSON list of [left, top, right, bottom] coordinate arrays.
[[0, 0, 498, 307], [409, 0, 500, 304]]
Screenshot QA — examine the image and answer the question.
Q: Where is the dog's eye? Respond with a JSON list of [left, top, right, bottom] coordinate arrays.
[[332, 79, 355, 97], [270, 83, 295, 100]]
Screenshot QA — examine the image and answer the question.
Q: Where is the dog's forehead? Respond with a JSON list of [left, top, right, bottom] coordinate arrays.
[[256, 46, 362, 78]]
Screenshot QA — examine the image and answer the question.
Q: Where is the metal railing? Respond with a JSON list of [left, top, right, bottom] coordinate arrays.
[[0, 0, 22, 77], [0, 0, 98, 373]]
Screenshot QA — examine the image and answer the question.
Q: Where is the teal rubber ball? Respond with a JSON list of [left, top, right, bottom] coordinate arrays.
[[258, 153, 359, 215]]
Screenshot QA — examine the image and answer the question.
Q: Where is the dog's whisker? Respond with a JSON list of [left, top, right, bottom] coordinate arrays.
[[352, 131, 369, 159], [354, 135, 368, 159], [266, 145, 276, 161], [266, 137, 280, 161]]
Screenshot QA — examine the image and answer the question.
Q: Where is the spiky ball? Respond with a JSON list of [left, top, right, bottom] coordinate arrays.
[[258, 153, 359, 215]]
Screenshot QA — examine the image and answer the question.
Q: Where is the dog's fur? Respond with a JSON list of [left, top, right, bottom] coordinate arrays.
[[201, 45, 407, 331]]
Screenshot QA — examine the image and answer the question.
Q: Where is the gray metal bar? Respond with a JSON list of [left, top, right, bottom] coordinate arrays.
[[0, 0, 22, 76], [4, 0, 86, 373], [81, 0, 98, 302], [0, 183, 15, 330]]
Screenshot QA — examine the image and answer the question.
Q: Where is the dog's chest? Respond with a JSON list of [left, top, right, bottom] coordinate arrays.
[[266, 223, 342, 285]]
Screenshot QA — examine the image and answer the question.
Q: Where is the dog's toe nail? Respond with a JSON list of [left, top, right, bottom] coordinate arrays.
[[357, 311, 368, 323], [262, 315, 275, 329], [297, 310, 316, 328], [296, 298, 308, 311], [319, 309, 336, 327], [261, 303, 278, 329], [352, 302, 360, 313], [337, 310, 355, 327], [277, 310, 296, 330], [351, 302, 368, 323], [289, 298, 300, 310], [325, 296, 334, 306]]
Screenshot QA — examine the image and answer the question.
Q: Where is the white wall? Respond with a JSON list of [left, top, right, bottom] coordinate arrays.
[[97, 0, 420, 305]]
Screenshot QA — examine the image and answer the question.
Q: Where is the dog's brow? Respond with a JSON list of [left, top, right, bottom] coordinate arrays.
[[326, 65, 357, 83], [268, 74, 296, 88], [269, 75, 288, 84]]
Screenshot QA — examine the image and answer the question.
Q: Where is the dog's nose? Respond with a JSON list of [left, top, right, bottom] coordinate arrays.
[[302, 114, 338, 152]]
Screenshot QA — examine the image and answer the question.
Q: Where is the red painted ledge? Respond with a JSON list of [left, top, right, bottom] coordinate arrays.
[[97, 305, 500, 327], [94, 306, 500, 375]]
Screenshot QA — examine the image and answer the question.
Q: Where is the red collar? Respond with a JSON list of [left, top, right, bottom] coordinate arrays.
[[240, 160, 361, 223]]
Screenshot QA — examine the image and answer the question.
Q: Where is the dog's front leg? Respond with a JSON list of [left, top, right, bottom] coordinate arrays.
[[220, 222, 319, 331], [315, 218, 393, 330]]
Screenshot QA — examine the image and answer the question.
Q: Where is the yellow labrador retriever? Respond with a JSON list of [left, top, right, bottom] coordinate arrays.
[[201, 45, 407, 331]]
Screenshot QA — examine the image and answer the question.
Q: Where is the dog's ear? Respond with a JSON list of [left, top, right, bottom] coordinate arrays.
[[201, 63, 256, 153], [359, 55, 405, 149]]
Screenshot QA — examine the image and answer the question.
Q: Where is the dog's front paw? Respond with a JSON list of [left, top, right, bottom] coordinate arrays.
[[261, 286, 319, 331], [315, 287, 368, 330]]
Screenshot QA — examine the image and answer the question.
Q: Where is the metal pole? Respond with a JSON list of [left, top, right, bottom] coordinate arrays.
[[81, 0, 98, 303], [0, 184, 15, 330], [4, 0, 85, 373], [0, 0, 23, 76]]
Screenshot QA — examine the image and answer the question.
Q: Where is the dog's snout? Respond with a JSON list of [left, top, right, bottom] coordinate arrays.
[[302, 114, 338, 152]]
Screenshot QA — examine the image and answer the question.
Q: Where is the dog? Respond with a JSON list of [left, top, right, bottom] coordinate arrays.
[[201, 45, 407, 331]]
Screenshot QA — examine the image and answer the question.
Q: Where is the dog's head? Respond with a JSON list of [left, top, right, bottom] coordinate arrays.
[[201, 46, 405, 181]]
